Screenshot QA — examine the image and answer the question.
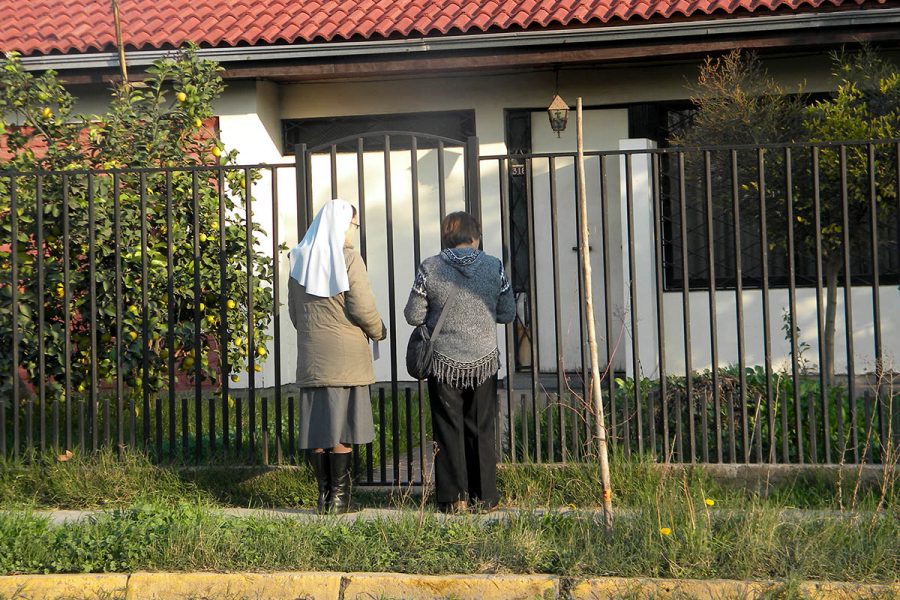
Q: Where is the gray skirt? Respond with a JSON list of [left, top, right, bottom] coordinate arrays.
[[297, 386, 375, 449]]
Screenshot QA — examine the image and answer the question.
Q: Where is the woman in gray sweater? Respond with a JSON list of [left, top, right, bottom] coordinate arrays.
[[404, 212, 516, 512]]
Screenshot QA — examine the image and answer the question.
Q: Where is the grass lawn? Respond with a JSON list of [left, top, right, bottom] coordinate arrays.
[[0, 451, 896, 585]]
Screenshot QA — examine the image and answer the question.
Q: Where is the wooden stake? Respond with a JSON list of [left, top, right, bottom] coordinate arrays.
[[111, 0, 128, 84], [575, 97, 614, 529]]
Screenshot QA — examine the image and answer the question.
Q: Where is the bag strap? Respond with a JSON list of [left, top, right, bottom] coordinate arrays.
[[430, 287, 461, 341]]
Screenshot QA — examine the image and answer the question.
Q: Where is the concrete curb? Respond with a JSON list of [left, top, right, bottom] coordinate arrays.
[[0, 572, 897, 600]]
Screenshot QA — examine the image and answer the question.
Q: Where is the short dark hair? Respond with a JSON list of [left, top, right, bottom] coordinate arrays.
[[441, 212, 481, 248]]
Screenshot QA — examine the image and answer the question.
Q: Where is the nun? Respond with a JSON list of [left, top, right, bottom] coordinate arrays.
[[288, 199, 386, 513]]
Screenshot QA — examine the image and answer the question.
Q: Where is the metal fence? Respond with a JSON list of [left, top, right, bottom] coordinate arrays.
[[1, 135, 899, 483]]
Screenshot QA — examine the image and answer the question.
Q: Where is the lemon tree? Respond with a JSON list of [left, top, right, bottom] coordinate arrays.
[[0, 46, 274, 403]]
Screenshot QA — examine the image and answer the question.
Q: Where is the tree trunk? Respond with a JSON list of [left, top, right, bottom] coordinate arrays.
[[823, 257, 841, 389]]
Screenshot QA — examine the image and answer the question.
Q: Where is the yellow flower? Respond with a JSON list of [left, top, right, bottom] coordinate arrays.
[[659, 527, 672, 536], [705, 498, 715, 507]]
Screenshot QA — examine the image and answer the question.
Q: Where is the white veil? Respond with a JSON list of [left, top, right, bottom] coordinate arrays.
[[288, 199, 355, 298]]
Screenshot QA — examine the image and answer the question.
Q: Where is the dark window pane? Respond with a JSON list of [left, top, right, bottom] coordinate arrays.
[[283, 110, 475, 153]]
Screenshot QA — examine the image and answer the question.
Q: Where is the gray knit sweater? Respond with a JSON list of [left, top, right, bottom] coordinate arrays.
[[404, 247, 516, 388]]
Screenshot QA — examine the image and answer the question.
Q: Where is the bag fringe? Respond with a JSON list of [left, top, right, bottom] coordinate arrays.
[[430, 349, 499, 389]]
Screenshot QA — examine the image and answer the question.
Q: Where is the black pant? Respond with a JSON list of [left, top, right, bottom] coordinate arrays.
[[427, 375, 498, 505]]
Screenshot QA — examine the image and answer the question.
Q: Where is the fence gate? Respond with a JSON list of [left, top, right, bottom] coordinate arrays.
[[296, 132, 482, 486]]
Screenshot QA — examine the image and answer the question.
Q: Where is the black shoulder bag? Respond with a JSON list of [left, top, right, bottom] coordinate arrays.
[[405, 288, 460, 380]]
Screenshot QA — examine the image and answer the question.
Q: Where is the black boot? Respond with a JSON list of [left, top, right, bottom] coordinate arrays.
[[309, 451, 331, 514], [328, 451, 356, 514]]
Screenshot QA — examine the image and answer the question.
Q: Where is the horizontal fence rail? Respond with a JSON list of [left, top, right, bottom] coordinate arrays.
[[1, 138, 899, 480]]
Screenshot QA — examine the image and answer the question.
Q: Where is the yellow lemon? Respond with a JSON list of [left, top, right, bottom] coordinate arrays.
[[128, 331, 138, 341], [257, 346, 266, 357], [128, 305, 139, 315], [199, 233, 208, 243], [42, 107, 53, 118], [206, 315, 216, 326], [176, 91, 187, 103], [227, 299, 236, 310], [253, 364, 262, 373], [199, 303, 205, 312], [56, 284, 65, 298], [194, 117, 203, 128], [230, 374, 240, 383], [234, 337, 243, 347], [211, 146, 222, 158]]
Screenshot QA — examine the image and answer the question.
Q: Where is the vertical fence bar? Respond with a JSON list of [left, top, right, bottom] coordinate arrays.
[[295, 144, 309, 238], [625, 154, 643, 457], [730, 151, 747, 464], [330, 144, 338, 199], [113, 173, 125, 455], [520, 392, 529, 461], [217, 168, 229, 455], [9, 176, 19, 458], [35, 174, 46, 453], [87, 172, 99, 453], [652, 153, 668, 461], [245, 167, 257, 462], [139, 173, 150, 451], [192, 171, 203, 462], [839, 146, 858, 463], [677, 152, 694, 463], [812, 147, 830, 463], [524, 158, 541, 462], [549, 156, 563, 461], [573, 156, 591, 459], [703, 151, 721, 462], [165, 171, 176, 460], [405, 387, 413, 483], [785, 148, 803, 463], [207, 157, 218, 462], [437, 141, 447, 221], [499, 158, 517, 463], [287, 395, 295, 460], [728, 150, 750, 463], [808, 391, 818, 463], [411, 138, 429, 477], [61, 175, 72, 452], [757, 149, 776, 463], [272, 167, 283, 464], [357, 138, 368, 260], [466, 137, 482, 223], [383, 135, 400, 479], [600, 155, 618, 451], [867, 145, 883, 454], [379, 387, 387, 482]]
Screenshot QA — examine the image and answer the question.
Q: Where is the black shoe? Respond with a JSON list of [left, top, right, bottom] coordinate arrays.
[[328, 451, 357, 514], [308, 451, 331, 514]]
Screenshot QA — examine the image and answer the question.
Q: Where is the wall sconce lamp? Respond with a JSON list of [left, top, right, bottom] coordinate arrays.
[[547, 94, 570, 137]]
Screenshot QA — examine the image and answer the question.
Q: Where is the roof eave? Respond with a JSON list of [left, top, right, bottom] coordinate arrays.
[[18, 8, 900, 73]]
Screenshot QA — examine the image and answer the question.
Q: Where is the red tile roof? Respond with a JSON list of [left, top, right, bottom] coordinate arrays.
[[2, 0, 884, 57]]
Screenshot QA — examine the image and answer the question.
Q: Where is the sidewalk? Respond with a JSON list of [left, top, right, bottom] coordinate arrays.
[[0, 571, 897, 600], [20, 504, 876, 526]]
